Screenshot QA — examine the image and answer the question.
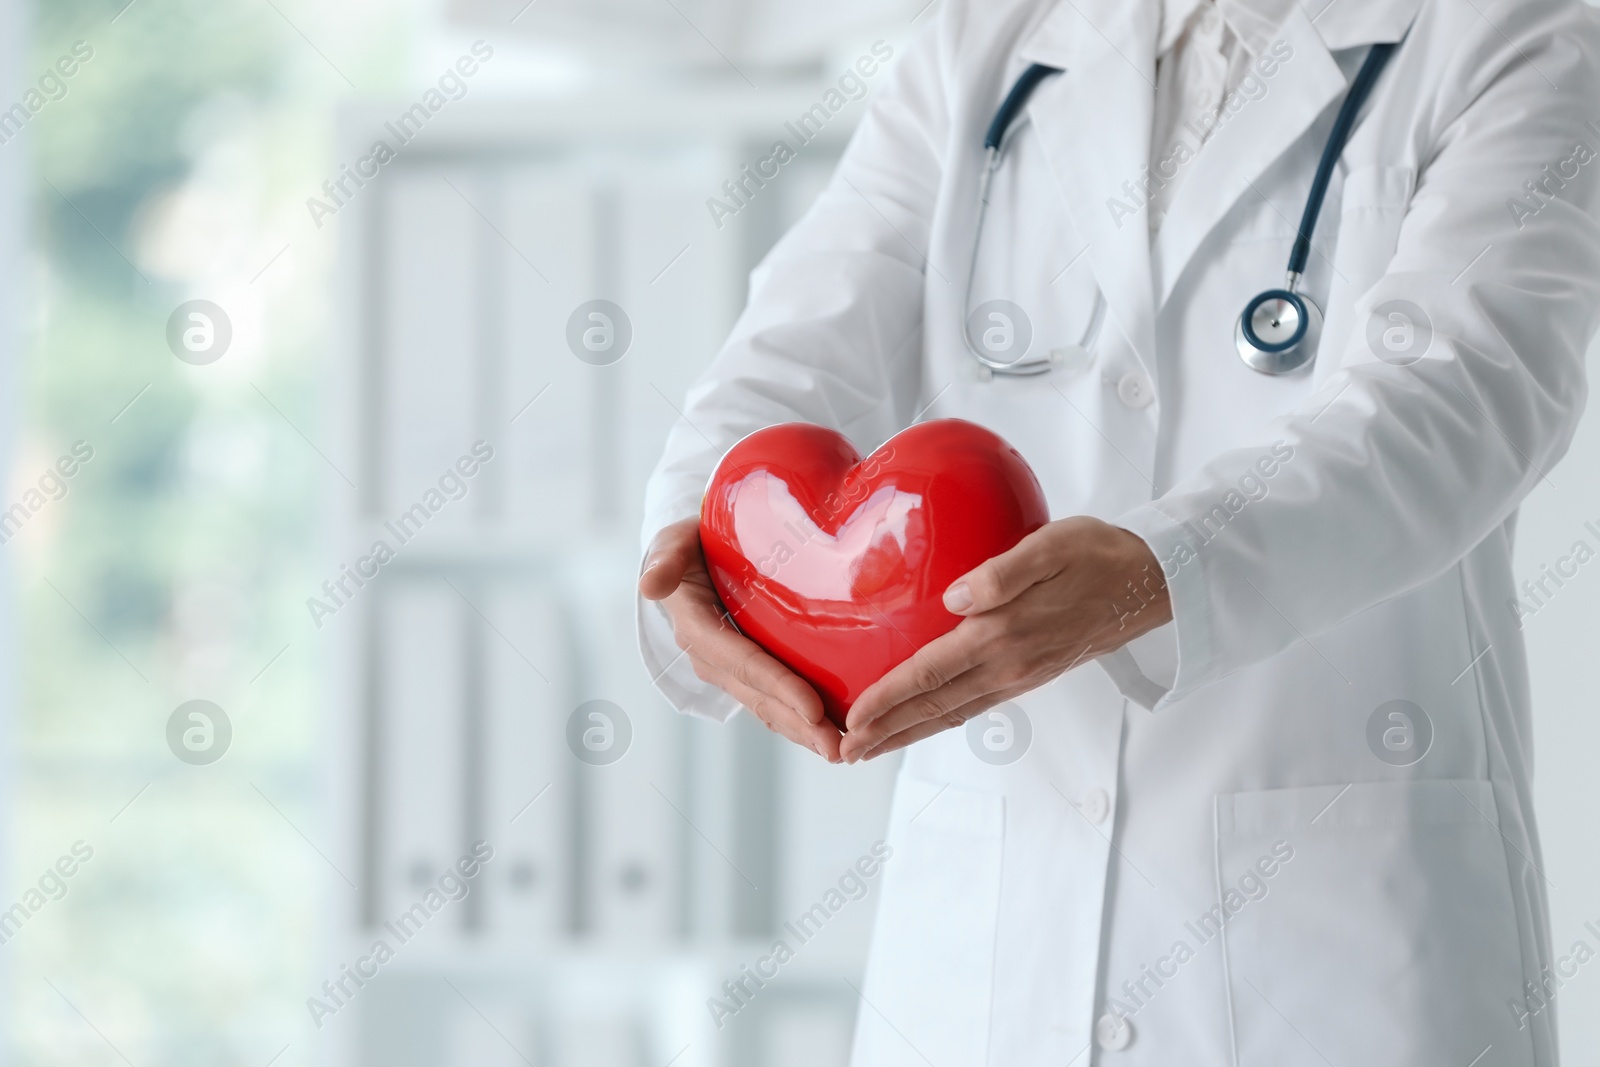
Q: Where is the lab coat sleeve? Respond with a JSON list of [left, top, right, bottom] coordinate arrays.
[[636, 13, 960, 721], [1115, 20, 1600, 707]]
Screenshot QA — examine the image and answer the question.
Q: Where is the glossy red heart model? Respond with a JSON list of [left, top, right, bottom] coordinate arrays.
[[700, 418, 1049, 728]]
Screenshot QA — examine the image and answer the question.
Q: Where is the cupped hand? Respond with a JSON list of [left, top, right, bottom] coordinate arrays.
[[640, 517, 842, 762], [838, 516, 1171, 763]]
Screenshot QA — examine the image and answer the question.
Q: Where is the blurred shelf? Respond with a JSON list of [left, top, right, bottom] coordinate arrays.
[[341, 938, 871, 977]]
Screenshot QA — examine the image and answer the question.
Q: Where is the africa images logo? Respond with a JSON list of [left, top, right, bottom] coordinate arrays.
[[706, 841, 892, 1029], [303, 41, 495, 230], [1106, 39, 1293, 229], [704, 42, 894, 230], [306, 842, 494, 1029], [305, 441, 495, 629]]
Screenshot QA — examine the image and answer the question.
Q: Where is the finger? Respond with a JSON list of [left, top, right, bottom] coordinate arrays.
[[716, 633, 828, 727], [652, 550, 835, 750], [943, 525, 1056, 616], [639, 520, 699, 600], [729, 679, 838, 756], [844, 623, 988, 736], [842, 663, 995, 763], [808, 725, 844, 763], [668, 588, 829, 728], [703, 663, 842, 761], [860, 690, 1014, 761], [859, 711, 971, 761]]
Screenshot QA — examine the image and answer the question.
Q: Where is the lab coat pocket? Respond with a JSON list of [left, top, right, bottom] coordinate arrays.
[[1216, 779, 1533, 1067], [1320, 165, 1414, 375], [851, 774, 1004, 1067]]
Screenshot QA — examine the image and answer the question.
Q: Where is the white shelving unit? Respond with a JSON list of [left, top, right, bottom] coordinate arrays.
[[322, 81, 900, 1067]]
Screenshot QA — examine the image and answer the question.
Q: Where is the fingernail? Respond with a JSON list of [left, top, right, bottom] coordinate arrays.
[[944, 582, 973, 613]]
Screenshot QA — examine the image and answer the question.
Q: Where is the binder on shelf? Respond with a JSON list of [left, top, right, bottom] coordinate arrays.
[[377, 580, 468, 938], [376, 168, 484, 535], [481, 580, 570, 941], [501, 170, 602, 537], [572, 571, 685, 944]]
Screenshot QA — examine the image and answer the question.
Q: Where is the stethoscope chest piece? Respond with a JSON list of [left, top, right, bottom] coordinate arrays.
[[1235, 285, 1322, 375]]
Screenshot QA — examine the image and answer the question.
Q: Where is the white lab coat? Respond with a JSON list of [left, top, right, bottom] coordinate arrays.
[[637, 0, 1600, 1063]]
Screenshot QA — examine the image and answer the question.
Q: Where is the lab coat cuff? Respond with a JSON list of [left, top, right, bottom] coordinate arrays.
[[635, 545, 743, 724], [1107, 503, 1216, 707]]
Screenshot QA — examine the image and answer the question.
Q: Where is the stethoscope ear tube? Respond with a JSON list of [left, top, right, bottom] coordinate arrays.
[[1286, 42, 1397, 278], [964, 65, 1080, 377], [983, 64, 1061, 152]]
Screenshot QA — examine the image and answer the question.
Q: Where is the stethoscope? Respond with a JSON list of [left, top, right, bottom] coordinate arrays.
[[963, 64, 1103, 376], [963, 41, 1396, 377]]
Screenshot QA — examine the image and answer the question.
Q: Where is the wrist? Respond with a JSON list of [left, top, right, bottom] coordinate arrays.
[[1108, 525, 1171, 638]]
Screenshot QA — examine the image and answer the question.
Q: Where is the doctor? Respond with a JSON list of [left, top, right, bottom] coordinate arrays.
[[638, 0, 1600, 1062]]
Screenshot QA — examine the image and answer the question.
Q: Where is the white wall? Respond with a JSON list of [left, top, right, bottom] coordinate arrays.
[[444, 0, 915, 70], [0, 0, 21, 1058], [1519, 334, 1600, 1062]]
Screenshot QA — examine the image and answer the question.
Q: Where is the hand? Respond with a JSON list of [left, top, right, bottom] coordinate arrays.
[[640, 518, 842, 762], [838, 516, 1171, 763]]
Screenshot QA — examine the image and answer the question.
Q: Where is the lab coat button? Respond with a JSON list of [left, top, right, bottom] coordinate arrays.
[[1117, 371, 1154, 408], [1081, 787, 1110, 825], [1095, 1011, 1134, 1050]]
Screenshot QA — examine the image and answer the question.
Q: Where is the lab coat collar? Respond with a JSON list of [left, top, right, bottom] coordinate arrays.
[[1146, 0, 1421, 307], [1018, 0, 1423, 67], [1216, 0, 1300, 57], [1015, 0, 1422, 329], [1308, 0, 1425, 51], [1016, 0, 1163, 385], [1149, 4, 1350, 308]]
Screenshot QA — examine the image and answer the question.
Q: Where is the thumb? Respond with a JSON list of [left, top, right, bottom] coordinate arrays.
[[943, 530, 1051, 615], [639, 520, 699, 601]]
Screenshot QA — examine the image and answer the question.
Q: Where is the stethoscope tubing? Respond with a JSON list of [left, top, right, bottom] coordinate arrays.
[[1286, 42, 1396, 278], [964, 65, 1098, 376], [1236, 41, 1397, 372], [966, 41, 1399, 378]]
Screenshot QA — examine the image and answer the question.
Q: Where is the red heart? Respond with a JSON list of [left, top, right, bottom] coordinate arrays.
[[700, 419, 1049, 728]]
